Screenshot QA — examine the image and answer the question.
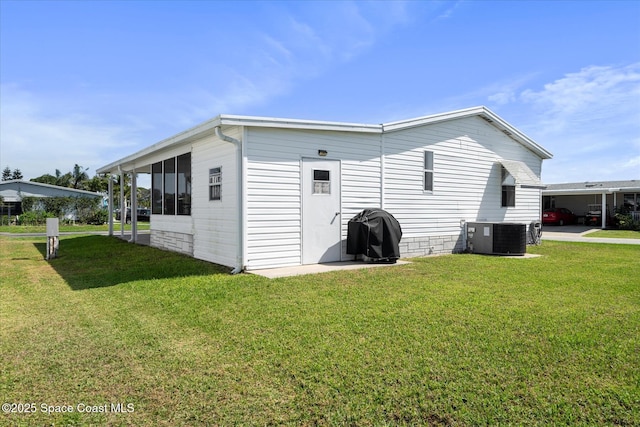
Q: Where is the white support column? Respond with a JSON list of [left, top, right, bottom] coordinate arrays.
[[108, 175, 114, 236], [119, 169, 125, 238], [601, 191, 607, 229], [130, 171, 137, 243]]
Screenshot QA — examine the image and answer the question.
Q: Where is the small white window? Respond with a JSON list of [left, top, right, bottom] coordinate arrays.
[[313, 169, 330, 194], [502, 185, 515, 207], [424, 151, 434, 191], [209, 167, 221, 201]]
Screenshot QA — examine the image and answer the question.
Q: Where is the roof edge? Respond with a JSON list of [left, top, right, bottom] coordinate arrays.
[[0, 180, 102, 197], [97, 106, 553, 174], [383, 106, 553, 160], [218, 114, 381, 133], [97, 116, 222, 174]]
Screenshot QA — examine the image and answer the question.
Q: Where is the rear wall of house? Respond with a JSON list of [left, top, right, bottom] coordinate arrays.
[[383, 116, 543, 257], [243, 117, 544, 268], [245, 127, 381, 269]]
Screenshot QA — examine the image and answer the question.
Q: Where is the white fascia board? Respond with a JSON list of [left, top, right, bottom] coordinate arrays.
[[543, 186, 640, 196], [383, 106, 553, 160], [219, 114, 381, 133], [96, 114, 380, 175], [0, 180, 102, 198], [382, 106, 487, 131], [544, 188, 618, 196], [97, 116, 222, 174]]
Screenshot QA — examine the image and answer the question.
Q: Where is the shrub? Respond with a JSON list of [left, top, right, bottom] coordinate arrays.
[[615, 212, 640, 231], [20, 196, 104, 225], [17, 211, 55, 226], [79, 208, 108, 225]]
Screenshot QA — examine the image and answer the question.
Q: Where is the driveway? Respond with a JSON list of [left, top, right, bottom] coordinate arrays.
[[542, 225, 640, 245]]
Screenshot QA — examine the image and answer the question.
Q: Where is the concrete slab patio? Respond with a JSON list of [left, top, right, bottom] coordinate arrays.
[[250, 260, 411, 279]]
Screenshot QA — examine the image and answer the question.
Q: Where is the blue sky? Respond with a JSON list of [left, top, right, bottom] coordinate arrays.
[[1, 0, 639, 184]]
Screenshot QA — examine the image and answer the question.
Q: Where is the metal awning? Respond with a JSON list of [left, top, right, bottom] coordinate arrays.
[[499, 159, 545, 188]]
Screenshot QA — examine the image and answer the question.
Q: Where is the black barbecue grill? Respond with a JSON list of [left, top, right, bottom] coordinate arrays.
[[347, 209, 402, 262]]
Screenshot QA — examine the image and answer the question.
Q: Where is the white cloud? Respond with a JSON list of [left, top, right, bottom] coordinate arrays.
[[622, 155, 640, 169], [520, 63, 640, 133], [0, 84, 143, 180], [180, 1, 423, 123], [488, 91, 516, 105], [486, 63, 640, 183]]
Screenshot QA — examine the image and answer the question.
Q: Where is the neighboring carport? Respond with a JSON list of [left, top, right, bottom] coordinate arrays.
[[542, 180, 640, 229]]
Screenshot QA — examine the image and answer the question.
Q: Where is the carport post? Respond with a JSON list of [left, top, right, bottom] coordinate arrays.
[[107, 176, 114, 236], [119, 168, 125, 238], [130, 171, 137, 243], [601, 191, 607, 229]]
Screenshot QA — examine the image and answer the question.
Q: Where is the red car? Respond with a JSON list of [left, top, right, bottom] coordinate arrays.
[[542, 208, 577, 226]]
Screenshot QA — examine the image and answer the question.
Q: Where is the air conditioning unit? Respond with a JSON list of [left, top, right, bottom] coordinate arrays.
[[466, 222, 526, 255]]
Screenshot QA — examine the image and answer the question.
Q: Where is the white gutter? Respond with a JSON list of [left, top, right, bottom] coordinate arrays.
[[214, 126, 244, 274], [542, 188, 628, 196]]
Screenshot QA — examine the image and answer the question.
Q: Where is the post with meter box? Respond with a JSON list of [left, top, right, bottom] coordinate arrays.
[[46, 218, 59, 260]]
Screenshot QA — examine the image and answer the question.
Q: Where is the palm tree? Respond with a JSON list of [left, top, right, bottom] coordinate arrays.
[[71, 164, 89, 189]]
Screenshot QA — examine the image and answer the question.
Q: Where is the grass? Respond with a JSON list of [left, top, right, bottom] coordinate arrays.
[[584, 229, 640, 239], [1, 236, 639, 425], [0, 222, 150, 234]]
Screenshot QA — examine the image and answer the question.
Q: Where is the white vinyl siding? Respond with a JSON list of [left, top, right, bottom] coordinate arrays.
[[244, 127, 381, 270], [190, 131, 240, 268], [383, 116, 543, 239]]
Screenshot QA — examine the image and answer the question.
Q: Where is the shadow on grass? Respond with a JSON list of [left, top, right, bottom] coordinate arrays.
[[37, 235, 231, 291]]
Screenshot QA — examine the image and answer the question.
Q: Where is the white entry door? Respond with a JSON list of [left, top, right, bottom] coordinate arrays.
[[302, 159, 341, 264]]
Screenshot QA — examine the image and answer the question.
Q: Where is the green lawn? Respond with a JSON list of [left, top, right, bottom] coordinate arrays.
[[584, 229, 640, 239], [1, 236, 638, 425]]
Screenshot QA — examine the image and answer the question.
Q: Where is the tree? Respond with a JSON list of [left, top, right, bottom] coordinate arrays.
[[11, 169, 23, 180], [2, 166, 12, 181], [137, 187, 151, 208], [31, 169, 72, 187], [31, 173, 58, 186], [71, 164, 89, 189], [2, 166, 23, 181], [84, 175, 109, 193], [55, 169, 73, 187]]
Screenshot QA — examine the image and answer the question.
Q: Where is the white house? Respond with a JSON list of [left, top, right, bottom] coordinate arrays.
[[97, 106, 552, 272], [543, 180, 640, 227], [0, 180, 102, 218]]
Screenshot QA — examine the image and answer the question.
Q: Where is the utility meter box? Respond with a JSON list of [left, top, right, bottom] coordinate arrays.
[[46, 218, 59, 260]]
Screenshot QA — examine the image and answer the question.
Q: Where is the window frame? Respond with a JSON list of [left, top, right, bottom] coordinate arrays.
[[151, 161, 163, 215], [163, 158, 176, 215], [623, 193, 639, 212], [312, 169, 331, 195], [209, 167, 222, 201], [424, 150, 434, 192], [502, 185, 516, 207], [176, 153, 191, 215], [151, 153, 192, 216]]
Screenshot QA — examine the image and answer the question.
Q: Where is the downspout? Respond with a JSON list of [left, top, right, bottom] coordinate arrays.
[[214, 126, 244, 274], [380, 129, 385, 210]]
